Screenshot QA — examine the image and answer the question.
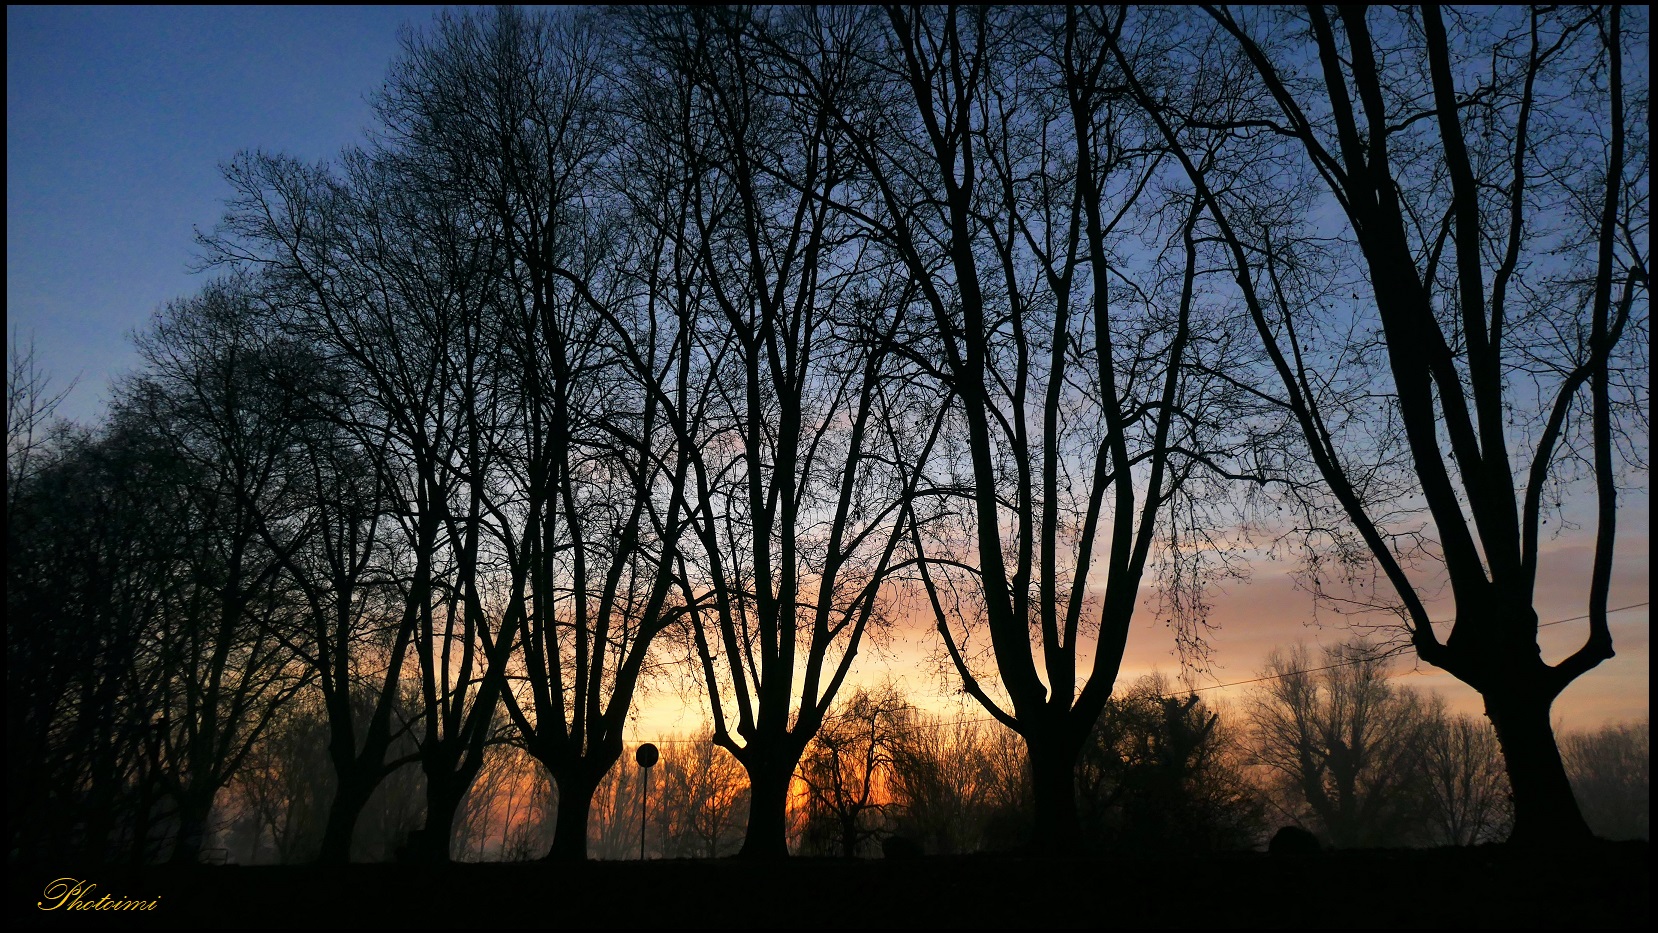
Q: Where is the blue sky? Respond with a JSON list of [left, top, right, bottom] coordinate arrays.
[[7, 5, 429, 422], [7, 6, 1648, 736]]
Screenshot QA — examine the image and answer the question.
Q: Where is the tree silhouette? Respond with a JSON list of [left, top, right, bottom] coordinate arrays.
[[1247, 641, 1429, 847], [8, 5, 1648, 877], [208, 144, 518, 862], [613, 7, 937, 858], [123, 278, 319, 863], [884, 709, 1009, 855], [1116, 4, 1648, 844], [365, 6, 699, 862], [1079, 674, 1264, 852], [815, 6, 1260, 851], [797, 686, 907, 857], [7, 412, 181, 863], [1415, 697, 1511, 846], [655, 731, 750, 858], [1563, 720, 1650, 841]]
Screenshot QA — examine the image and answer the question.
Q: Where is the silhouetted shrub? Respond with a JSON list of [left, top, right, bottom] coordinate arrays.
[[881, 835, 923, 859], [1268, 825, 1321, 856]]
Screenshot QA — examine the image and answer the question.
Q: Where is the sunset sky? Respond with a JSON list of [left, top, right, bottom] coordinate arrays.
[[9, 6, 1648, 743]]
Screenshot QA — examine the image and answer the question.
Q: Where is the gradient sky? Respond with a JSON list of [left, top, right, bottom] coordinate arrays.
[[8, 6, 1649, 744], [8, 5, 426, 422]]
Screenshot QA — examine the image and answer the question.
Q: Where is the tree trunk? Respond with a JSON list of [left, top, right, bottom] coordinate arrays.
[[1485, 690, 1594, 847], [169, 790, 215, 865], [1027, 734, 1081, 854], [408, 777, 464, 863], [738, 752, 797, 859], [316, 775, 373, 865], [546, 771, 596, 861], [80, 773, 120, 864], [840, 812, 859, 859]]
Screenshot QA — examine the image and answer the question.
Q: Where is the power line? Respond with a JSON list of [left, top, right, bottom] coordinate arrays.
[[1180, 600, 1650, 695], [1535, 601, 1648, 629], [624, 601, 1650, 741]]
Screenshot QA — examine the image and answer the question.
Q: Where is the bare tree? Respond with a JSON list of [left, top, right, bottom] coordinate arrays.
[[655, 731, 750, 859], [1416, 697, 1511, 846], [1563, 720, 1650, 841], [883, 710, 999, 855], [330, 7, 702, 861], [278, 411, 413, 865], [797, 686, 907, 857], [452, 737, 551, 862], [208, 143, 518, 863], [225, 697, 333, 863], [1247, 641, 1430, 847], [123, 278, 318, 863], [615, 7, 936, 858], [6, 334, 75, 520], [820, 6, 1258, 850], [1116, 5, 1649, 845], [586, 744, 649, 860], [6, 341, 95, 861], [6, 415, 184, 863]]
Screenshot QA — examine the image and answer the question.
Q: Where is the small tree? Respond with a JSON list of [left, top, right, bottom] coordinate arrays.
[[1247, 641, 1430, 847], [1416, 698, 1511, 846], [885, 711, 1000, 856], [225, 698, 333, 863], [657, 731, 750, 858], [1080, 674, 1264, 853], [797, 687, 907, 857], [1563, 721, 1650, 841]]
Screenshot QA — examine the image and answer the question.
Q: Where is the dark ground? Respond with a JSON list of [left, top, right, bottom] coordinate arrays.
[[11, 842, 1648, 930]]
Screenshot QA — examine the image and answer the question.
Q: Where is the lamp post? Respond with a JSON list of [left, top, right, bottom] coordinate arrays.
[[636, 743, 659, 860]]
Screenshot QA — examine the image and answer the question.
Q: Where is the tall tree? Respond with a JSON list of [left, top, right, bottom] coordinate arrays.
[[6, 411, 183, 863], [192, 217, 410, 864], [367, 6, 698, 860], [123, 278, 317, 863], [260, 364, 408, 865], [1115, 5, 1649, 844], [208, 141, 517, 862], [829, 6, 1257, 850], [618, 7, 936, 858], [208, 156, 416, 864]]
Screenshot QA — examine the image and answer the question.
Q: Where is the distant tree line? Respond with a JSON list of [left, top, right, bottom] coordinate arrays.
[[124, 652, 1657, 863], [7, 4, 1646, 864]]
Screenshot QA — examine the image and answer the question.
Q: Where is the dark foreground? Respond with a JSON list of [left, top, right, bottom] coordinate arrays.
[[12, 842, 1648, 930]]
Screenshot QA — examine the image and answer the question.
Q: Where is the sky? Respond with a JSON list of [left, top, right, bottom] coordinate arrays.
[[7, 5, 427, 423], [8, 6, 1649, 743]]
